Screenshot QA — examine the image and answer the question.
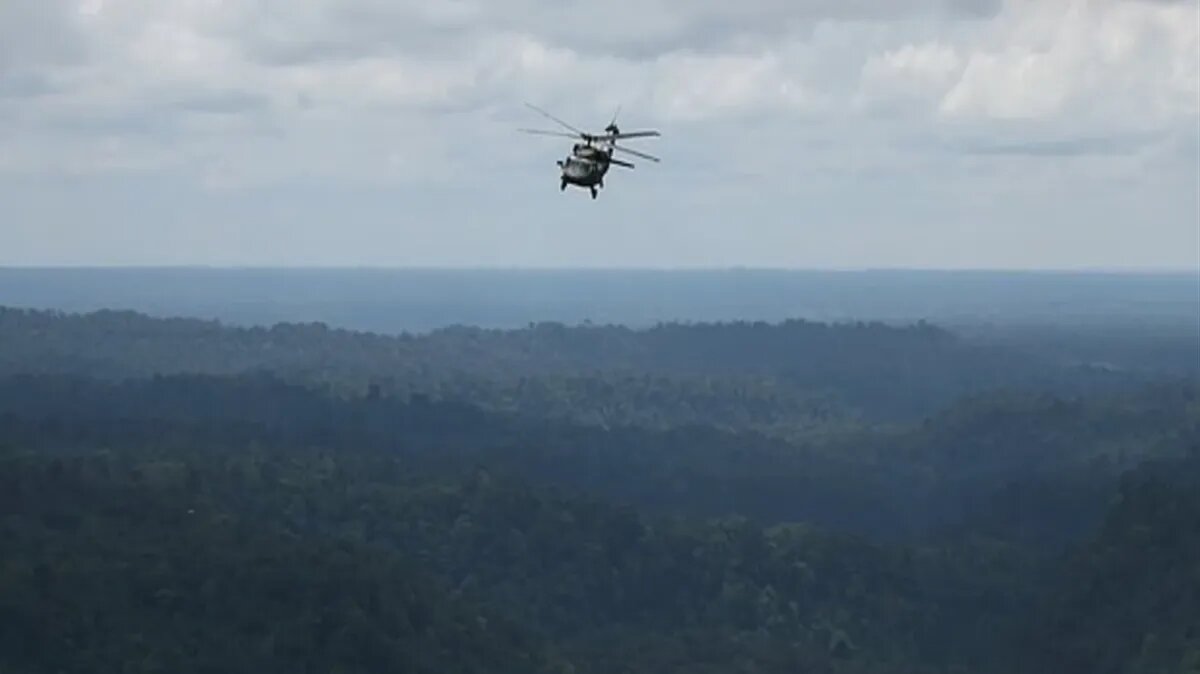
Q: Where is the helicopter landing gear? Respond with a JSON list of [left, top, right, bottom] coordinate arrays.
[[590, 186, 597, 199], [561, 179, 567, 191]]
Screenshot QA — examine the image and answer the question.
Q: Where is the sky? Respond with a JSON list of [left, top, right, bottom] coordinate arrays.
[[1, 0, 1197, 269]]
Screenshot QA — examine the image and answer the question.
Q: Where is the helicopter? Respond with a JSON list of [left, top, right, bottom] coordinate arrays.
[[519, 103, 661, 199]]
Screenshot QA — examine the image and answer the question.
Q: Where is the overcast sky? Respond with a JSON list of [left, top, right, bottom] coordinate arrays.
[[1, 0, 1197, 269]]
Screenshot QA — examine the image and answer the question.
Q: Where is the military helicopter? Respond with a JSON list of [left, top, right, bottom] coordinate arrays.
[[519, 103, 660, 199]]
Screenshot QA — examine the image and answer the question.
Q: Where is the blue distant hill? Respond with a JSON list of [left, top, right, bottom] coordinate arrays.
[[0, 267, 1195, 334]]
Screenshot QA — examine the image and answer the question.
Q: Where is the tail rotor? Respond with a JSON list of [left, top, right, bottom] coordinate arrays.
[[605, 104, 622, 137]]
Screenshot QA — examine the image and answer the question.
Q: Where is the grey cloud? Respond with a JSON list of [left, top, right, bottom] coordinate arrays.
[[2, 0, 1193, 204], [1156, 128, 1200, 166], [247, 39, 393, 66], [235, 0, 1005, 67], [0, 2, 89, 70], [245, 25, 474, 66], [956, 133, 1160, 157], [33, 108, 177, 136], [0, 71, 58, 99], [236, 3, 484, 65], [22, 89, 273, 140], [171, 91, 272, 116]]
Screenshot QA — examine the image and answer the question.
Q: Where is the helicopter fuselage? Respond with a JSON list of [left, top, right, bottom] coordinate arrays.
[[557, 144, 612, 195], [560, 157, 605, 185]]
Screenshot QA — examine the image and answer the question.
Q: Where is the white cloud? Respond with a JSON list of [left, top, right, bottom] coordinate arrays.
[[0, 0, 1195, 268], [938, 0, 1199, 125], [648, 52, 817, 121], [857, 42, 963, 113]]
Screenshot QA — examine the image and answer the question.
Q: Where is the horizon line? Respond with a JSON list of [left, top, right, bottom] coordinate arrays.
[[1, 264, 1197, 275]]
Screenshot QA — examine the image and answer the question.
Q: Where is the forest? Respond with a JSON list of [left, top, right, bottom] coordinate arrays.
[[1, 306, 1198, 673]]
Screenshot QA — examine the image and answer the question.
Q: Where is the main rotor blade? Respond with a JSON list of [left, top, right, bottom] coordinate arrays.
[[524, 103, 587, 136], [606, 130, 660, 140], [612, 144, 660, 163], [608, 157, 636, 169], [518, 128, 579, 139]]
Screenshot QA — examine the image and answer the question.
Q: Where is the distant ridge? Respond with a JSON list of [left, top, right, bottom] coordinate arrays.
[[1, 266, 1195, 335]]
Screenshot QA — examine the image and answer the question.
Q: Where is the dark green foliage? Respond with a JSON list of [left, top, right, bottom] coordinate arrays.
[[0, 431, 1032, 674], [3, 372, 1193, 547], [1, 372, 1195, 672], [433, 372, 860, 440], [1028, 453, 1200, 674], [2, 365, 1193, 567], [0, 306, 1158, 424], [2, 304, 1195, 674], [895, 383, 1200, 546], [961, 321, 1200, 378], [0, 448, 557, 674]]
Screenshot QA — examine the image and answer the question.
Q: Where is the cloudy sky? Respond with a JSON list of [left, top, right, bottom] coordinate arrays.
[[1, 0, 1197, 269]]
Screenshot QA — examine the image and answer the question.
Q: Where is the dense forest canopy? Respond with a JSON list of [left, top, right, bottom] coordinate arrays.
[[1, 372, 1195, 545], [2, 305, 1188, 425], [2, 304, 1197, 673]]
